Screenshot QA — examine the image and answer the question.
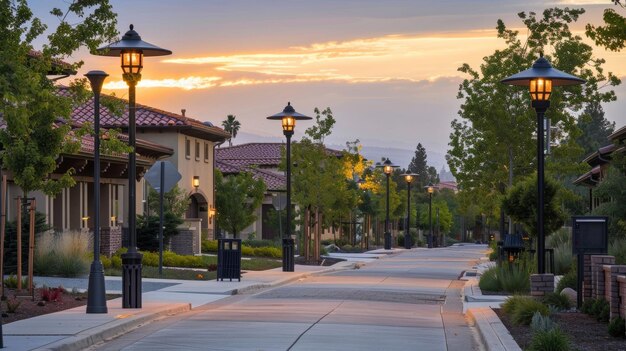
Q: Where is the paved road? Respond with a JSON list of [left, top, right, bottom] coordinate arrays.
[[91, 245, 487, 351]]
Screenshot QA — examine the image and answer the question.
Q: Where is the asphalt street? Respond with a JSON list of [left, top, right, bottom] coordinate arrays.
[[90, 245, 486, 351]]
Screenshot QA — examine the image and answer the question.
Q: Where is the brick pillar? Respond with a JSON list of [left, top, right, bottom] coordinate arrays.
[[591, 255, 615, 300], [584, 255, 593, 300], [617, 275, 626, 320], [100, 226, 122, 257], [603, 265, 626, 319], [531, 273, 555, 297]]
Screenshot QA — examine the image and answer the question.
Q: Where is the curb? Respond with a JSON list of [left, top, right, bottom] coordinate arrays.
[[466, 308, 521, 351], [33, 303, 191, 351]]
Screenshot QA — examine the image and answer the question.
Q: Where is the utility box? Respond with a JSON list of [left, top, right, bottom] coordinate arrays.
[[572, 216, 608, 255]]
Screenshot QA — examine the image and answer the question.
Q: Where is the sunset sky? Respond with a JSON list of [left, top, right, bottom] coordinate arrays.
[[35, 0, 626, 168]]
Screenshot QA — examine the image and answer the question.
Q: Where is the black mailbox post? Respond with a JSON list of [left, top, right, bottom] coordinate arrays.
[[217, 238, 242, 281], [572, 216, 608, 308]]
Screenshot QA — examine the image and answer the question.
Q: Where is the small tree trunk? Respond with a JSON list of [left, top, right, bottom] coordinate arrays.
[[315, 209, 321, 262], [304, 207, 310, 261]]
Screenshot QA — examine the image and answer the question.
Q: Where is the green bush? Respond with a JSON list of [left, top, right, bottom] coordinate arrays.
[[111, 255, 122, 269], [596, 300, 610, 323], [202, 239, 280, 258], [609, 238, 626, 265], [100, 255, 112, 269], [581, 298, 595, 314], [202, 240, 218, 252], [243, 239, 279, 248], [252, 246, 281, 258], [321, 239, 332, 246], [548, 228, 573, 275], [479, 267, 502, 292], [498, 263, 531, 294], [530, 311, 557, 332], [608, 317, 626, 337], [489, 250, 499, 261], [528, 328, 570, 351], [502, 295, 529, 316], [3, 274, 29, 289], [556, 269, 577, 293], [511, 297, 550, 326], [542, 292, 572, 311]]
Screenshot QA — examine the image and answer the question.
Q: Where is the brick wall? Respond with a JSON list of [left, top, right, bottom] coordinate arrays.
[[603, 265, 626, 319], [618, 276, 626, 320], [169, 229, 200, 256], [531, 274, 554, 297], [100, 227, 121, 257], [591, 255, 615, 300], [584, 255, 593, 299]]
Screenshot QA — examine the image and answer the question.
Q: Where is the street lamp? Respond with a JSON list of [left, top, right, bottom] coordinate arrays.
[[95, 24, 172, 308], [424, 183, 436, 248], [377, 158, 398, 250], [85, 70, 108, 314], [501, 54, 584, 274], [267, 102, 312, 272], [401, 173, 417, 249]]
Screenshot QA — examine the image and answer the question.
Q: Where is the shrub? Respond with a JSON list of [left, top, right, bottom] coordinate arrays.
[[530, 311, 557, 332], [542, 292, 572, 311], [3, 274, 29, 289], [609, 238, 626, 265], [511, 297, 549, 326], [100, 255, 112, 269], [589, 299, 610, 322], [243, 239, 279, 248], [581, 298, 595, 314], [608, 317, 626, 337], [252, 246, 281, 258], [321, 239, 332, 246], [202, 240, 218, 253], [34, 231, 90, 277], [5, 298, 20, 313], [498, 263, 531, 294], [111, 255, 122, 269], [479, 266, 501, 292], [502, 295, 529, 316], [528, 329, 570, 351], [41, 286, 63, 302], [548, 228, 573, 275], [556, 269, 577, 293]]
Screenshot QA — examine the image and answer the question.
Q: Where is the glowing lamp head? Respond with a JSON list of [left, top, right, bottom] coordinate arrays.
[[402, 173, 417, 184], [282, 116, 296, 133], [121, 50, 143, 74], [529, 78, 552, 102], [193, 176, 200, 189], [377, 158, 397, 175]]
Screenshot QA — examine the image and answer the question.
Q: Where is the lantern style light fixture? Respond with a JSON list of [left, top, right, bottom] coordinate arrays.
[[193, 176, 200, 190], [267, 102, 312, 272], [376, 158, 398, 250], [401, 173, 417, 249], [424, 183, 437, 248], [94, 24, 172, 309], [501, 54, 584, 274]]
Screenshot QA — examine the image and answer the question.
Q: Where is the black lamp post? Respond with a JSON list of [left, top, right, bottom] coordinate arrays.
[[501, 54, 584, 274], [401, 173, 417, 249], [85, 70, 108, 314], [95, 25, 172, 308], [377, 159, 398, 250], [424, 183, 436, 248], [267, 102, 311, 272]]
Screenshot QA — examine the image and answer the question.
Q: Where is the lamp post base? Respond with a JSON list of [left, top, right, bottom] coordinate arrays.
[[282, 238, 294, 272], [121, 251, 143, 308], [384, 232, 391, 250], [86, 261, 108, 313], [404, 234, 412, 249]]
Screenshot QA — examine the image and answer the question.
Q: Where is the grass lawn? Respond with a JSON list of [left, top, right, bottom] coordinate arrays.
[[105, 256, 282, 280]]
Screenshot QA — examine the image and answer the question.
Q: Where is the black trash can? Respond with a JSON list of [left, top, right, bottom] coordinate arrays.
[[217, 238, 241, 281]]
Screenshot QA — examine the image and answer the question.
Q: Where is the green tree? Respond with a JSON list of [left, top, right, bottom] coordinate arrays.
[[221, 114, 241, 147], [137, 184, 189, 251], [0, 0, 118, 197], [407, 143, 438, 189], [576, 102, 616, 155], [417, 200, 452, 234], [215, 170, 265, 238], [447, 7, 619, 223], [586, 1, 626, 52], [591, 152, 626, 240], [147, 184, 190, 219], [502, 175, 566, 238]]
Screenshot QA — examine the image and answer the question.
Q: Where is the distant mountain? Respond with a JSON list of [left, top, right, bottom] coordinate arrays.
[[231, 132, 447, 172]]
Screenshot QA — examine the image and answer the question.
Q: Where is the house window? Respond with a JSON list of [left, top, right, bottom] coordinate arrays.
[[204, 143, 209, 163], [185, 138, 191, 159], [195, 140, 200, 161]]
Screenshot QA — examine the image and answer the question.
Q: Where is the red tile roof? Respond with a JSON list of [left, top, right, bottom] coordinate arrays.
[[216, 159, 285, 191], [60, 87, 230, 142]]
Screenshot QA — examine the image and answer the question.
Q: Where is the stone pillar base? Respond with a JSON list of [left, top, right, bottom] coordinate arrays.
[[531, 273, 555, 297]]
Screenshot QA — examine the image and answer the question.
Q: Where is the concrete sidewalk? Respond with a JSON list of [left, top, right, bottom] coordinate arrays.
[[2, 261, 356, 351]]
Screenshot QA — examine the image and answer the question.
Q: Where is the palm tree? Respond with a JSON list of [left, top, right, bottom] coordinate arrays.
[[221, 114, 241, 147]]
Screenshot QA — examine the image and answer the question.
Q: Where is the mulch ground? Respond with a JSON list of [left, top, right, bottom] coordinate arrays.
[[0, 288, 119, 324], [494, 308, 626, 351]]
